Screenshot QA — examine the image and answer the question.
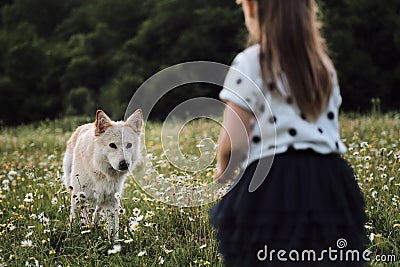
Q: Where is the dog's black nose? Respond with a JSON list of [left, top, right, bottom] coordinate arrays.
[[118, 160, 129, 171]]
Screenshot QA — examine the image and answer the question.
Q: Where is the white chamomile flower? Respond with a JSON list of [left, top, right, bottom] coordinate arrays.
[[107, 244, 122, 255], [42, 217, 50, 227], [21, 240, 33, 247], [7, 170, 17, 179], [129, 221, 140, 231], [51, 198, 58, 205], [24, 193, 34, 203], [25, 231, 33, 238], [132, 208, 141, 216], [138, 250, 147, 257]]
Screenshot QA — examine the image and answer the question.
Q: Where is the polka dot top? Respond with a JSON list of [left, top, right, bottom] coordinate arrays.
[[220, 44, 347, 166]]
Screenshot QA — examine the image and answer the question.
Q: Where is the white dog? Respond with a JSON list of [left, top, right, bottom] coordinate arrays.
[[62, 109, 143, 239]]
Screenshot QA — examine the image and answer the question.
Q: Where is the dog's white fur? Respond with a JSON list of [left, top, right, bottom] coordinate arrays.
[[62, 109, 143, 239]]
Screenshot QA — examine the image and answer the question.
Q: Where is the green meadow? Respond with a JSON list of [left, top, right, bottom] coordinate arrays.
[[0, 114, 399, 266]]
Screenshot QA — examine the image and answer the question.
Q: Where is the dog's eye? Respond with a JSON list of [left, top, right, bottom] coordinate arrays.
[[126, 143, 132, 149], [109, 143, 117, 149]]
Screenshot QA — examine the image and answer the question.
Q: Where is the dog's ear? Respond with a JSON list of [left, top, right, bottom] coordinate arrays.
[[95, 110, 112, 136], [126, 109, 143, 133]]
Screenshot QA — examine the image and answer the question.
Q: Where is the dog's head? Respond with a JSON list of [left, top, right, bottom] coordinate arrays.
[[94, 109, 143, 174]]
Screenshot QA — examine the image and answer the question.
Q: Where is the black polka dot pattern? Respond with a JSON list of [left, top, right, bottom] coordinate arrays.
[[268, 82, 274, 91], [252, 136, 261, 143], [289, 128, 297, 136], [218, 45, 346, 159], [268, 116, 277, 124]]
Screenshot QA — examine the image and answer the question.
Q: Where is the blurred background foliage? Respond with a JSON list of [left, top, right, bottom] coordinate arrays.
[[0, 0, 399, 125]]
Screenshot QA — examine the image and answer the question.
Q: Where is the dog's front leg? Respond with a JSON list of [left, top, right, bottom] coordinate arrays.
[[92, 206, 100, 226], [105, 205, 119, 241], [70, 194, 77, 224]]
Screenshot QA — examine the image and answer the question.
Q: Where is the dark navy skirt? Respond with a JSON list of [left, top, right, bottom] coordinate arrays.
[[209, 149, 368, 267]]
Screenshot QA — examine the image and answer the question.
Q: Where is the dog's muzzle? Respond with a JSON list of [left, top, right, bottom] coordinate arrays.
[[118, 160, 129, 171]]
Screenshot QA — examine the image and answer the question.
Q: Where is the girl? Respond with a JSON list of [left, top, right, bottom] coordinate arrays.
[[209, 0, 367, 266]]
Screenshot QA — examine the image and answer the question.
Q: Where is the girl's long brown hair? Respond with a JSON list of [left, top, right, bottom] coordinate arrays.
[[256, 0, 333, 120]]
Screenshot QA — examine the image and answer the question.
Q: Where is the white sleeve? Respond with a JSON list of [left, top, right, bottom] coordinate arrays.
[[219, 52, 260, 113]]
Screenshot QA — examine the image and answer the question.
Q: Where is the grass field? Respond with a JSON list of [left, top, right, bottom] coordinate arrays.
[[0, 114, 399, 266]]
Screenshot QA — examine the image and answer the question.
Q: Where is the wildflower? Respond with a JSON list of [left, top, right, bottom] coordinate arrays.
[[21, 240, 33, 247], [360, 142, 368, 148], [129, 221, 140, 231], [161, 245, 173, 254], [107, 244, 121, 255], [158, 256, 164, 265], [2, 180, 10, 191], [75, 191, 87, 202], [199, 243, 207, 249], [24, 193, 34, 203], [144, 222, 153, 227], [132, 197, 140, 202], [38, 212, 45, 221], [114, 193, 121, 200], [138, 250, 147, 257], [118, 208, 126, 215], [81, 230, 91, 234], [7, 170, 18, 179], [132, 208, 141, 216], [8, 225, 16, 231], [51, 198, 58, 205], [188, 216, 195, 222], [369, 233, 375, 242], [25, 231, 33, 238], [371, 191, 378, 198], [145, 210, 155, 219]]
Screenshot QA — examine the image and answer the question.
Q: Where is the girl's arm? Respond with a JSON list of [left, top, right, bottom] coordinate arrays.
[[214, 101, 253, 183]]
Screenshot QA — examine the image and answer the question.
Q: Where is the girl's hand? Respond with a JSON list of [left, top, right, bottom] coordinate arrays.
[[214, 164, 236, 184], [213, 154, 241, 184], [214, 101, 253, 184], [213, 162, 231, 184]]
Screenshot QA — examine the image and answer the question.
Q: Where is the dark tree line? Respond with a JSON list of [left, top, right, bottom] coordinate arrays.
[[0, 0, 398, 125]]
